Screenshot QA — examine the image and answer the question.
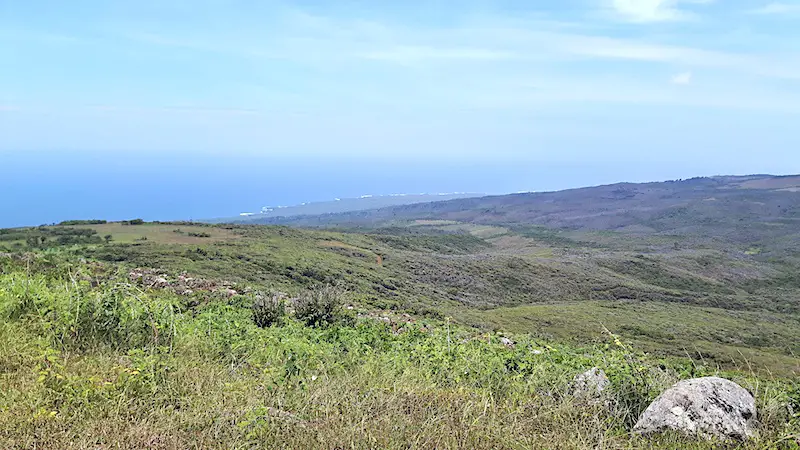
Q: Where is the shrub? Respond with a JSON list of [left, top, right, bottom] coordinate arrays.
[[58, 219, 107, 225], [294, 285, 346, 327], [252, 294, 286, 328]]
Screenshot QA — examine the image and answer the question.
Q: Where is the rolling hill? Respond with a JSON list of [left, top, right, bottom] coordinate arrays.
[[2, 175, 800, 447], [250, 174, 800, 253]]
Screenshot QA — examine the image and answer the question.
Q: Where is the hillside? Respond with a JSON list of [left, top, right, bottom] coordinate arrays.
[[252, 175, 800, 252], [2, 224, 799, 448], [2, 175, 800, 447], [3, 219, 799, 375]]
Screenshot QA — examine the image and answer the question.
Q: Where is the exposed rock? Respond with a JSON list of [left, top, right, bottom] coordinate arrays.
[[500, 337, 515, 347], [634, 377, 756, 441], [572, 367, 610, 402]]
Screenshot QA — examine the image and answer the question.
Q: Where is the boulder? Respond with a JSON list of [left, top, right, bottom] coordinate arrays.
[[572, 367, 610, 401], [634, 377, 756, 441]]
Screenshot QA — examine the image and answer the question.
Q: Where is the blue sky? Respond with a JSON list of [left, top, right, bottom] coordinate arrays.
[[1, 1, 799, 192]]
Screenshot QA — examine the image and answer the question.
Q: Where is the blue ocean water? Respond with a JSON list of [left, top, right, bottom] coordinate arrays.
[[0, 151, 718, 228]]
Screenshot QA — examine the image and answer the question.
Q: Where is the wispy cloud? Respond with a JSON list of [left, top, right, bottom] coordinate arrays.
[[88, 105, 263, 116], [671, 72, 692, 84], [118, 14, 800, 80], [8, 2, 800, 117], [357, 46, 518, 64], [748, 2, 800, 14], [608, 0, 710, 22]]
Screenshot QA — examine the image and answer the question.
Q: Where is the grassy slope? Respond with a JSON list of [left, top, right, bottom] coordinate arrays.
[[1, 254, 798, 449], [72, 223, 239, 244], [6, 221, 797, 378]]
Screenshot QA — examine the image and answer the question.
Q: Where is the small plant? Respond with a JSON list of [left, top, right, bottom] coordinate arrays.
[[294, 285, 346, 327], [602, 326, 659, 427], [252, 294, 286, 328]]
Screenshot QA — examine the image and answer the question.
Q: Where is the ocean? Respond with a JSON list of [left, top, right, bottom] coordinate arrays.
[[0, 151, 721, 228]]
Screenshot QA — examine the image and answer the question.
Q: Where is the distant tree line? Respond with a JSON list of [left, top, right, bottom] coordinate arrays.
[[58, 219, 108, 226], [0, 226, 106, 249]]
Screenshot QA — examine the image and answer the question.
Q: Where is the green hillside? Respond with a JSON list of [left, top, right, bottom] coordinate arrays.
[[3, 175, 800, 447]]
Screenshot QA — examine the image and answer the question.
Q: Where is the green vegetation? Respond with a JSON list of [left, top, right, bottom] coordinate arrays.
[[0, 226, 104, 249], [294, 285, 352, 327], [57, 219, 108, 226], [3, 221, 799, 376], [1, 254, 797, 448], [251, 293, 287, 328], [2, 199, 800, 447]]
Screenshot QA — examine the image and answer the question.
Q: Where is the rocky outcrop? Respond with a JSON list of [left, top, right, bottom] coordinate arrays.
[[634, 377, 756, 441], [128, 268, 238, 297]]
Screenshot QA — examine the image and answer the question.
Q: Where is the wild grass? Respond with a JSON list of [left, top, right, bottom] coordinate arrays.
[[6, 220, 798, 377], [0, 256, 798, 449]]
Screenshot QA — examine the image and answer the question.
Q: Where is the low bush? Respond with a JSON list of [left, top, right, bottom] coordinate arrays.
[[295, 285, 348, 327], [252, 293, 286, 328]]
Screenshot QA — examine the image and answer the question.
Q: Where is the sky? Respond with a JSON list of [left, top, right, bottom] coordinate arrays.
[[1, 0, 799, 225]]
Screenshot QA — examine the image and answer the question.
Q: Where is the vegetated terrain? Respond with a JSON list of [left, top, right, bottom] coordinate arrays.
[[1, 174, 800, 448], [254, 174, 800, 249]]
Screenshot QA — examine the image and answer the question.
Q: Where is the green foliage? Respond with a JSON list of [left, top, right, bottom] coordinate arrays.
[[294, 285, 350, 327], [0, 227, 102, 249], [0, 270, 176, 351], [0, 257, 797, 448], [122, 219, 145, 225], [58, 220, 107, 226], [252, 293, 286, 328]]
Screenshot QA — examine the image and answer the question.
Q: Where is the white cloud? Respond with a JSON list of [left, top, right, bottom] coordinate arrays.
[[608, 0, 715, 22], [671, 72, 692, 84], [358, 46, 518, 64], [611, 0, 686, 22], [748, 2, 800, 14], [44, 7, 800, 113]]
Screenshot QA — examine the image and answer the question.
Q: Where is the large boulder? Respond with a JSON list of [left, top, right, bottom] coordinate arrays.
[[634, 377, 756, 441]]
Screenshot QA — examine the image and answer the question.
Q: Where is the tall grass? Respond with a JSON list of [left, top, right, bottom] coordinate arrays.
[[0, 255, 797, 449]]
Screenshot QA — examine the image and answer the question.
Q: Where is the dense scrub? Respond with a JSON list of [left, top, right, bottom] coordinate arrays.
[[0, 254, 798, 448]]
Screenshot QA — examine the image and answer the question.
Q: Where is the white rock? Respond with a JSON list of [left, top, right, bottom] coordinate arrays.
[[572, 367, 610, 401], [634, 377, 756, 441]]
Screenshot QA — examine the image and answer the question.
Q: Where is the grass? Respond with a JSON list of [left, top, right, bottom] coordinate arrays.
[[4, 220, 797, 378], [71, 223, 238, 244], [455, 301, 800, 377], [1, 254, 797, 449]]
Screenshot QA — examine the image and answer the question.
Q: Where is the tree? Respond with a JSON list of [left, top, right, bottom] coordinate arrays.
[[104, 234, 113, 243]]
